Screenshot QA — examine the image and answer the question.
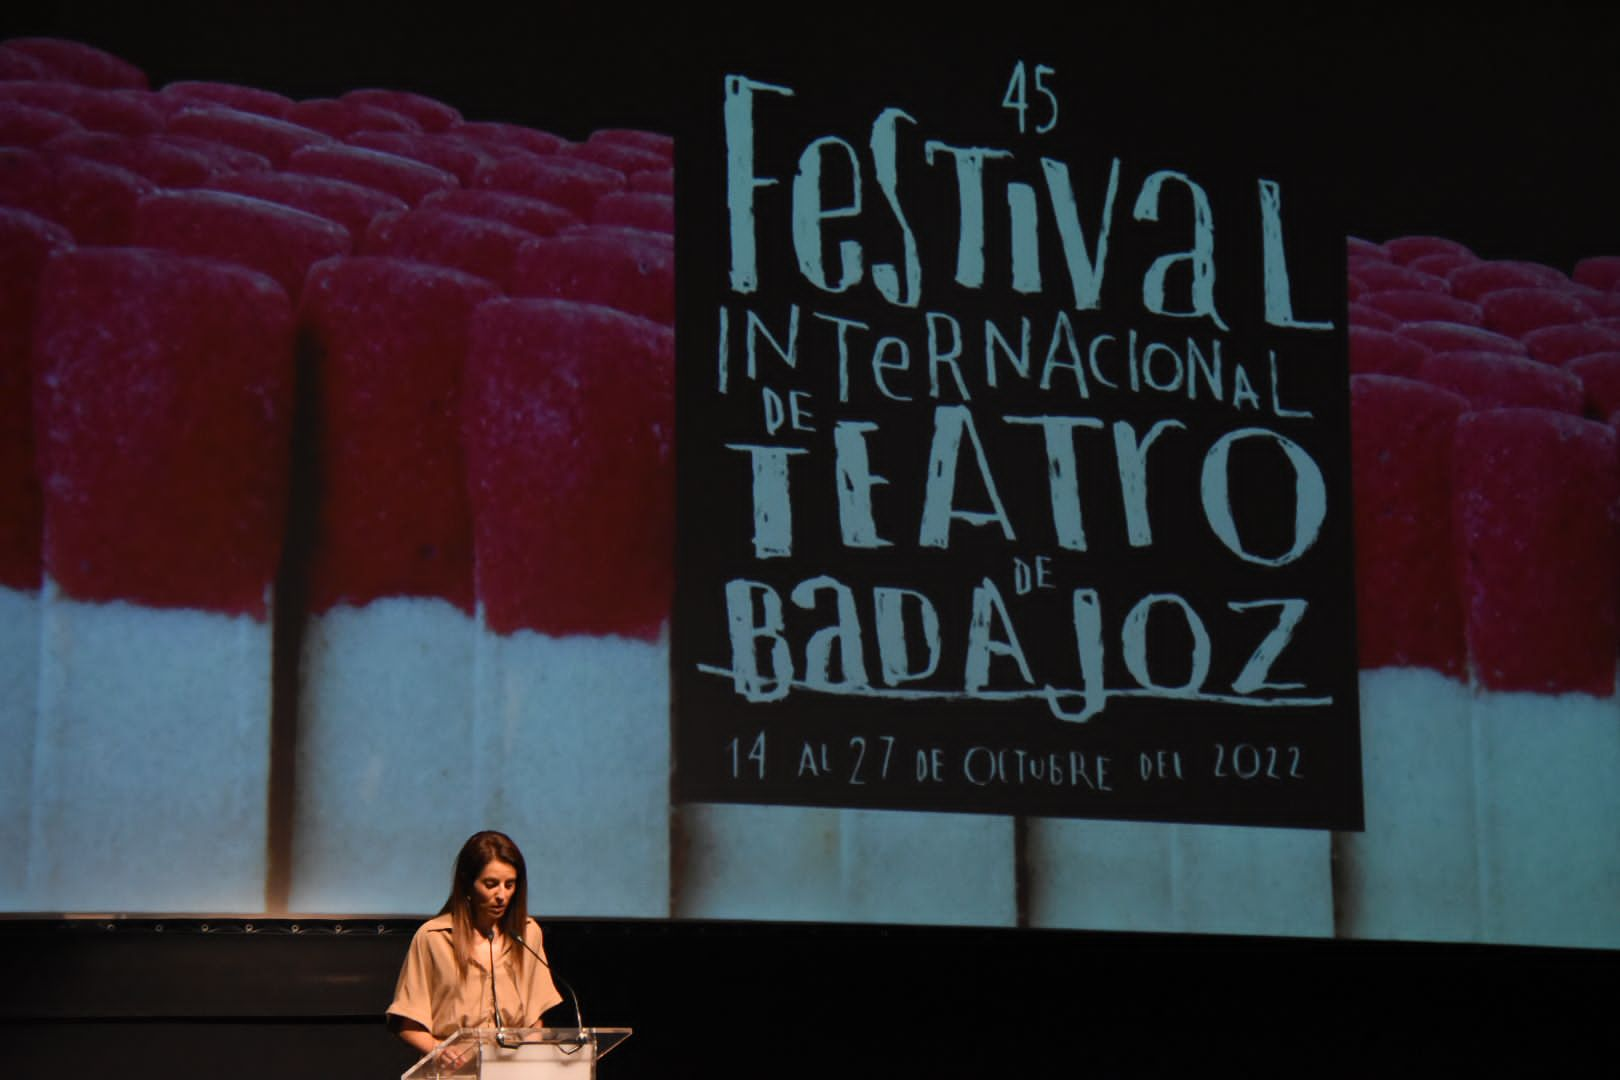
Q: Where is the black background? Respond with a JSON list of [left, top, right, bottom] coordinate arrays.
[[3, 915, 1615, 1076]]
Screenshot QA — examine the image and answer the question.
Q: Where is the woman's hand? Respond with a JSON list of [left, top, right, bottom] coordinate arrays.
[[438, 1039, 478, 1073], [397, 1019, 480, 1073]]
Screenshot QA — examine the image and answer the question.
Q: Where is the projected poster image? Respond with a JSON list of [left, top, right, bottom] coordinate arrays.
[[669, 60, 1365, 942], [1, 31, 1618, 950]]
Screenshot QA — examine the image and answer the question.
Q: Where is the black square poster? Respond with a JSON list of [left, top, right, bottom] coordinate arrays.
[[673, 47, 1363, 829]]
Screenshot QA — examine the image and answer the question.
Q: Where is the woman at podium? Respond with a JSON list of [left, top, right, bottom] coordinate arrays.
[[387, 830, 565, 1056]]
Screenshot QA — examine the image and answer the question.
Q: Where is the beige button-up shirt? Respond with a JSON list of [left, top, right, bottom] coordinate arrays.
[[387, 914, 565, 1038]]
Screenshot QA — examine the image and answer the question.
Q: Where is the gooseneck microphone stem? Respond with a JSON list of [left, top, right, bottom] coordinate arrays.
[[515, 929, 586, 1041], [486, 927, 517, 1049]]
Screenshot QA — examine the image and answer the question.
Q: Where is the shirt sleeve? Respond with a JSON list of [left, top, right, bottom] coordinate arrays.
[[386, 926, 436, 1031], [520, 921, 566, 1026]]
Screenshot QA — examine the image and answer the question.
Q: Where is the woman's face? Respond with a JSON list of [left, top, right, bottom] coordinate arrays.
[[471, 858, 518, 930]]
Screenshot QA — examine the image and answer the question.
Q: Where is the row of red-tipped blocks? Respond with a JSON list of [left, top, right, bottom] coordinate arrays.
[[0, 37, 673, 641], [1352, 238, 1620, 695]]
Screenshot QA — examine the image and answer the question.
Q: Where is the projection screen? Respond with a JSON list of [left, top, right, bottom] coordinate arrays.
[[3, 16, 1617, 952]]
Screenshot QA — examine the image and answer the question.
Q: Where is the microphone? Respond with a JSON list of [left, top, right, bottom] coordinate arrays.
[[486, 927, 516, 1049], [514, 926, 587, 1043]]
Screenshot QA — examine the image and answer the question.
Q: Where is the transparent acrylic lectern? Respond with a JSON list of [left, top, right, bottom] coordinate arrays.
[[402, 1027, 631, 1079]]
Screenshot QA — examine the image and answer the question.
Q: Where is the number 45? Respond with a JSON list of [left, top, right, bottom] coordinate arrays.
[[1003, 61, 1058, 134]]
